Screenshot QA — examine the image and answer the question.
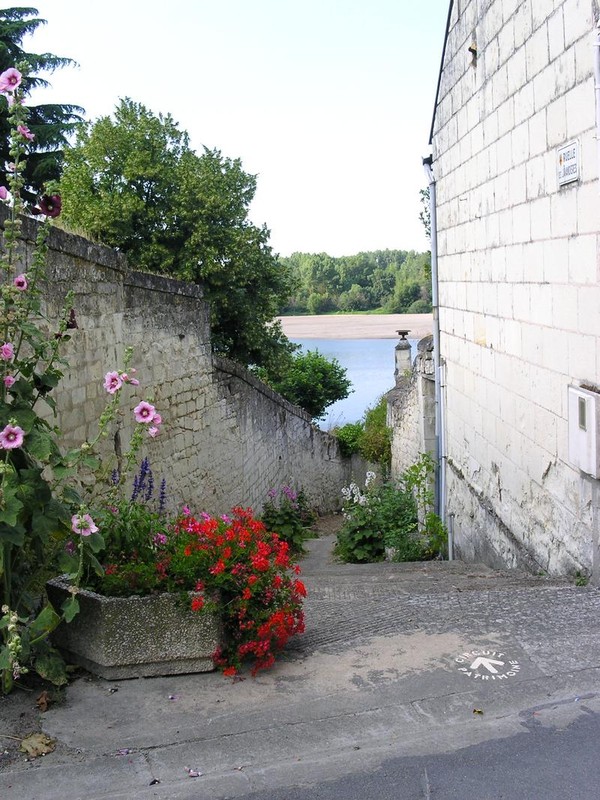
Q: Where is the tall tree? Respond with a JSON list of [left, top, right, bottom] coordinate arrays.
[[59, 99, 295, 370], [0, 6, 84, 201]]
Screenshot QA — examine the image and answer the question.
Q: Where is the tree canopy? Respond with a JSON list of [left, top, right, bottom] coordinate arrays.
[[59, 98, 295, 370], [280, 248, 432, 315], [258, 349, 352, 420], [0, 6, 84, 201]]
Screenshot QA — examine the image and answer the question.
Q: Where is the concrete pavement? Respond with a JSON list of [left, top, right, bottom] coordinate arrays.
[[3, 531, 600, 799]]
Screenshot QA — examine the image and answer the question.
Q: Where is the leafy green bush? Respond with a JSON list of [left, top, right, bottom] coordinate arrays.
[[261, 349, 352, 420], [407, 298, 432, 313], [335, 457, 448, 564], [358, 397, 391, 470], [332, 397, 391, 467], [334, 421, 363, 457], [335, 473, 422, 563]]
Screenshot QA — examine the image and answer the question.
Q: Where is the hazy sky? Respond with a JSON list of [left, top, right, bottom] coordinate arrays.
[[25, 0, 449, 257]]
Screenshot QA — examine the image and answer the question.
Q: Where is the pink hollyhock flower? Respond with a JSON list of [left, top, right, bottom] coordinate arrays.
[[0, 342, 14, 361], [3, 375, 15, 388], [17, 124, 34, 141], [148, 426, 160, 438], [71, 513, 98, 536], [0, 423, 24, 449], [13, 274, 27, 291], [152, 412, 162, 425], [133, 400, 156, 423], [103, 371, 123, 394], [31, 194, 62, 218], [0, 186, 8, 201], [0, 68, 22, 93]]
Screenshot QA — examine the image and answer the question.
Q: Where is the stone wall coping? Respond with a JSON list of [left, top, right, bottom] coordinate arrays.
[[213, 355, 319, 426]]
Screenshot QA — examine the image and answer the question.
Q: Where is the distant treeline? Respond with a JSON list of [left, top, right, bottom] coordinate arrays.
[[278, 249, 432, 315]]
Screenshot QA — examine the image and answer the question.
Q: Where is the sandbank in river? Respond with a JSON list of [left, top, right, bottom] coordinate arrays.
[[277, 313, 433, 340]]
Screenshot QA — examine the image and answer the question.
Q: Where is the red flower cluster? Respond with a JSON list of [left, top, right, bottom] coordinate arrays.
[[172, 506, 306, 676]]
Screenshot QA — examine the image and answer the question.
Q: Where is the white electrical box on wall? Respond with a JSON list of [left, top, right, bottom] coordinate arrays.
[[567, 385, 600, 479]]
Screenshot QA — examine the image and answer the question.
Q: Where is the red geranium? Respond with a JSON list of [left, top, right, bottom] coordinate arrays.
[[170, 507, 306, 675]]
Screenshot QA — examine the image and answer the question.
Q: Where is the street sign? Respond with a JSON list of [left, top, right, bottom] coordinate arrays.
[[557, 140, 580, 186]]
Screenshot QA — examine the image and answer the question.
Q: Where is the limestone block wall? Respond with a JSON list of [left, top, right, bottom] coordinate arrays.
[[432, 0, 600, 575], [12, 213, 354, 516], [389, 337, 436, 478]]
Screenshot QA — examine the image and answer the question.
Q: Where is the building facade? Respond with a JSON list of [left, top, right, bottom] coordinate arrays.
[[429, 0, 600, 576]]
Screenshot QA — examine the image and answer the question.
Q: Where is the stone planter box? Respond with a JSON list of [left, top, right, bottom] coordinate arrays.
[[46, 577, 222, 680]]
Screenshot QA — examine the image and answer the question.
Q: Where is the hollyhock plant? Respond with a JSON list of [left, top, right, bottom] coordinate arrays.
[[0, 67, 22, 93], [133, 400, 156, 423], [0, 422, 25, 450], [16, 124, 34, 141], [71, 513, 99, 536], [31, 194, 62, 218], [103, 370, 123, 394], [1, 342, 14, 360]]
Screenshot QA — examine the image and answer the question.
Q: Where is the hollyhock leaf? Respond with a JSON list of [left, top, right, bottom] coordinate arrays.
[[61, 595, 80, 623], [0, 491, 23, 528], [34, 370, 60, 393], [0, 645, 10, 671], [62, 486, 84, 506], [26, 428, 55, 461], [31, 515, 58, 539], [87, 531, 105, 553], [51, 463, 77, 481], [28, 604, 61, 640], [33, 650, 68, 687], [9, 378, 34, 402], [0, 520, 25, 545], [7, 407, 36, 433], [81, 454, 101, 470]]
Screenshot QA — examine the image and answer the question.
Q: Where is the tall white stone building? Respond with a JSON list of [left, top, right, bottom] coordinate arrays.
[[427, 0, 600, 576]]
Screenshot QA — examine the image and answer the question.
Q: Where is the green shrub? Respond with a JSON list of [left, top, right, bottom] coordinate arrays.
[[335, 473, 422, 563], [334, 421, 364, 457], [335, 457, 448, 564], [358, 397, 391, 470], [259, 349, 352, 420]]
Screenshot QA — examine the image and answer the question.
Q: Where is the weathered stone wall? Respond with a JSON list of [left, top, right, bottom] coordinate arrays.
[[388, 336, 436, 477], [13, 213, 356, 516], [431, 0, 600, 575]]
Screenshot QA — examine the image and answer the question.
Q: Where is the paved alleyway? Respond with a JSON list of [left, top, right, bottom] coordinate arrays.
[[3, 523, 600, 799]]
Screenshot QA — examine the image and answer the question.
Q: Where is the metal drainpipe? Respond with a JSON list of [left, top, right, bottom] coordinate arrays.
[[594, 24, 600, 192], [422, 155, 451, 559]]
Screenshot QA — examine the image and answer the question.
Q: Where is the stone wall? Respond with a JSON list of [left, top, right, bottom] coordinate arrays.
[[13, 213, 357, 516], [388, 336, 436, 478], [431, 0, 600, 575]]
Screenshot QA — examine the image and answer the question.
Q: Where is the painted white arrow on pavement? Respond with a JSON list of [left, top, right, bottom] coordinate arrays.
[[470, 657, 505, 673]]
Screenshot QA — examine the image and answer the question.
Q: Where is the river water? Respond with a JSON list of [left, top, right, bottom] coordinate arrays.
[[290, 337, 418, 429]]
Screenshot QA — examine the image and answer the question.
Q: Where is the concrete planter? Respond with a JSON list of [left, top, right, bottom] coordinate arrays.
[[46, 577, 222, 680]]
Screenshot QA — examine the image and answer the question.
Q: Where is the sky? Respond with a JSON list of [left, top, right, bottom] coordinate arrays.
[[22, 0, 449, 258]]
